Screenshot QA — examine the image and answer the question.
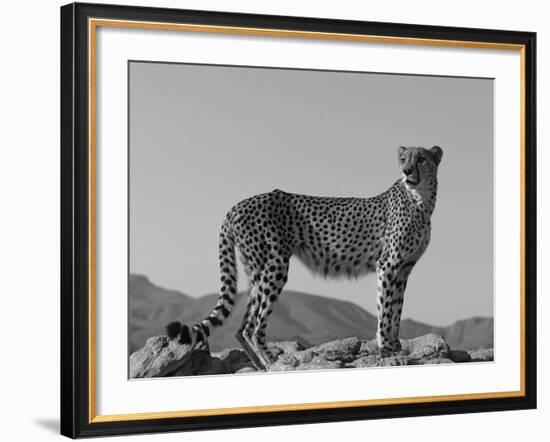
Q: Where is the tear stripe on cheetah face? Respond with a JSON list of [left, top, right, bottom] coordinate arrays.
[[166, 145, 443, 371]]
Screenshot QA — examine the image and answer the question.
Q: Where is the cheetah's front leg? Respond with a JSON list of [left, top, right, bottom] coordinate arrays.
[[375, 261, 413, 353]]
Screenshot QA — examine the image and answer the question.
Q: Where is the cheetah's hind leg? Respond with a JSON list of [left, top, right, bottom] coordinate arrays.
[[234, 286, 269, 371], [235, 329, 267, 371], [243, 263, 288, 370]]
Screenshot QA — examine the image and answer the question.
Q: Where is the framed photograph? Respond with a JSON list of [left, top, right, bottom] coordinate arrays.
[[60, 2, 537, 438]]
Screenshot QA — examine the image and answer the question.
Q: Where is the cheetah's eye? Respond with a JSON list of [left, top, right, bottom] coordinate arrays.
[[417, 157, 425, 164]]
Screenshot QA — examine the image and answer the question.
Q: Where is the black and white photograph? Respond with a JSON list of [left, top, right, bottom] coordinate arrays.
[[128, 61, 495, 378]]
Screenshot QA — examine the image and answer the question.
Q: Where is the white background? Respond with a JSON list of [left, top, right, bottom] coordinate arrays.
[[0, 0, 546, 440]]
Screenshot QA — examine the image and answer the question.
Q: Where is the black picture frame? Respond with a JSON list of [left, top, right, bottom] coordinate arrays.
[[60, 2, 537, 438]]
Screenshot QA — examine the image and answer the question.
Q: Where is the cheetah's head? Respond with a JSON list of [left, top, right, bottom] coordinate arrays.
[[398, 145, 443, 189]]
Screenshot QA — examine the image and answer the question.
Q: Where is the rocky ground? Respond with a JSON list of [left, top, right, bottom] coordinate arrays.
[[129, 333, 494, 378]]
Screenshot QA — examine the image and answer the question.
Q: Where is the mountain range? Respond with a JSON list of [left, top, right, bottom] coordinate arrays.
[[129, 273, 493, 354]]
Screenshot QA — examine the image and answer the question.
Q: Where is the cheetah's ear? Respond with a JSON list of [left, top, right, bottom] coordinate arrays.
[[430, 145, 443, 166], [398, 146, 408, 158]]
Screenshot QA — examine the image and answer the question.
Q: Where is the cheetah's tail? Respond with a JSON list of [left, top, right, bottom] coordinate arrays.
[[166, 220, 237, 348]]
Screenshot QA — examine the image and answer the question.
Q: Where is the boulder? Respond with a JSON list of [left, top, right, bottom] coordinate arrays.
[[235, 366, 257, 374], [211, 348, 254, 372], [448, 349, 472, 363], [299, 358, 343, 371], [404, 333, 450, 360], [129, 336, 195, 378], [350, 354, 409, 368], [468, 348, 494, 362], [311, 337, 362, 359], [171, 351, 229, 377]]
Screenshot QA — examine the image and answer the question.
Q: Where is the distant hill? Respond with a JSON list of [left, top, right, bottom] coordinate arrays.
[[128, 274, 493, 354], [399, 317, 493, 351], [129, 274, 196, 353]]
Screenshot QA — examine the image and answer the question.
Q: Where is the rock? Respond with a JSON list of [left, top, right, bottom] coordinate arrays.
[[348, 356, 376, 368], [212, 348, 253, 372], [404, 333, 450, 360], [359, 340, 379, 354], [468, 348, 494, 361], [268, 341, 306, 356], [299, 358, 343, 371], [448, 349, 472, 363], [433, 358, 454, 364], [269, 361, 297, 372], [235, 366, 257, 374], [413, 357, 454, 365], [171, 351, 229, 376], [267, 354, 300, 372], [129, 336, 195, 378], [292, 349, 315, 364], [312, 337, 362, 359], [350, 354, 409, 368], [129, 333, 479, 378], [278, 353, 300, 366]]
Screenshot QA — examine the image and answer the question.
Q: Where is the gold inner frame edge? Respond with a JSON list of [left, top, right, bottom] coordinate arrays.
[[87, 18, 527, 424]]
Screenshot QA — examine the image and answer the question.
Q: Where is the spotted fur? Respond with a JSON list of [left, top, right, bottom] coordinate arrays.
[[166, 145, 443, 370]]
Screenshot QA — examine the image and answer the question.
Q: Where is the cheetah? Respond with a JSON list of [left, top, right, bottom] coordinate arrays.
[[166, 145, 443, 371]]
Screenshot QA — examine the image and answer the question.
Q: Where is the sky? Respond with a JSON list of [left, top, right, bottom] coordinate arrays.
[[129, 61, 494, 327]]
